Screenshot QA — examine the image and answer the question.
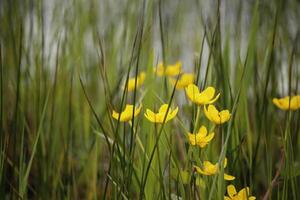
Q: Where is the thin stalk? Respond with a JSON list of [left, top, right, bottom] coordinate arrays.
[[139, 74, 179, 199]]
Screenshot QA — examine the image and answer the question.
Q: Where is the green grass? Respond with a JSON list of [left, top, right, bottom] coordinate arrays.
[[1, 0, 300, 199]]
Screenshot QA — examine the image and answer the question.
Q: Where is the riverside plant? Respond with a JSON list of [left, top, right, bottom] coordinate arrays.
[[1, 0, 300, 199]]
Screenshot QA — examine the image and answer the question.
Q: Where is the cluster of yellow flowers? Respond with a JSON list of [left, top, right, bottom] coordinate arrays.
[[112, 62, 257, 199]]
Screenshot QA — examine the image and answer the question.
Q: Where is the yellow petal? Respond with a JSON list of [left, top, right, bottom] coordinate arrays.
[[157, 112, 167, 123], [181, 73, 194, 83], [145, 105, 177, 124], [208, 92, 220, 104], [159, 104, 169, 113], [195, 86, 220, 104], [203, 132, 215, 142], [224, 157, 228, 168], [237, 187, 250, 199], [185, 84, 200, 104], [273, 97, 291, 110], [273, 98, 287, 110], [122, 105, 134, 119], [204, 105, 218, 122], [208, 105, 219, 115], [126, 72, 146, 92], [205, 105, 231, 125], [166, 106, 178, 122], [146, 109, 155, 118], [224, 173, 235, 181], [201, 87, 216, 100], [165, 61, 181, 76], [154, 62, 165, 76], [134, 104, 143, 117], [189, 127, 213, 148], [203, 161, 218, 175], [173, 73, 194, 89], [219, 110, 231, 124], [224, 196, 231, 200], [127, 78, 137, 91], [123, 104, 134, 112], [139, 72, 146, 83], [120, 113, 133, 122], [144, 109, 157, 123], [197, 125, 207, 138], [112, 104, 138, 122], [112, 110, 120, 120], [291, 95, 300, 110], [227, 185, 237, 198], [196, 132, 214, 148], [204, 105, 211, 120], [188, 133, 197, 145], [281, 96, 291, 109], [157, 105, 170, 123], [197, 141, 209, 148], [194, 165, 208, 175]]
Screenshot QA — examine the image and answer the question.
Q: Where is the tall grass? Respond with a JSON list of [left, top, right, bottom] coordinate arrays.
[[1, 0, 300, 199]]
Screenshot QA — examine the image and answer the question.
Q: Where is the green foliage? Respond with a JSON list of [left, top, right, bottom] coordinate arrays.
[[0, 0, 300, 199]]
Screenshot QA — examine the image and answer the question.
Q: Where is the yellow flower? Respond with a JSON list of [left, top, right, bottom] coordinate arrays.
[[154, 61, 182, 76], [224, 185, 256, 200], [170, 73, 195, 89], [188, 125, 214, 148], [185, 84, 220, 105], [112, 104, 142, 122], [193, 158, 235, 181], [204, 105, 231, 124], [126, 72, 146, 92], [272, 95, 300, 110], [144, 104, 178, 123]]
